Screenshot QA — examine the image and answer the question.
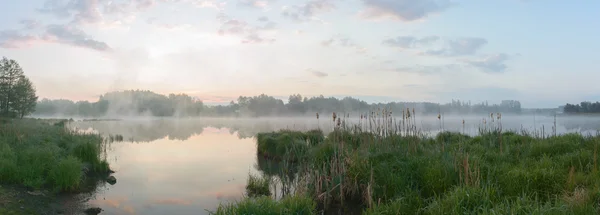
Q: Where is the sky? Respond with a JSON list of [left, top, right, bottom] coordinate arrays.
[[0, 0, 598, 108]]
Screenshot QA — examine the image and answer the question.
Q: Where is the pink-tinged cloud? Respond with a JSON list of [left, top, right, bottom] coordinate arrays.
[[360, 0, 453, 22], [238, 0, 270, 8], [0, 31, 45, 48]]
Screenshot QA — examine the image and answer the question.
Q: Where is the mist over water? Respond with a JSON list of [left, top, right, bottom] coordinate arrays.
[[71, 115, 600, 142], [69, 115, 600, 215]]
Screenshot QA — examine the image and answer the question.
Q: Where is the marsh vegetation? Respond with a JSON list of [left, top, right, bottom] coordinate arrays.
[[0, 119, 114, 214], [217, 111, 600, 215]]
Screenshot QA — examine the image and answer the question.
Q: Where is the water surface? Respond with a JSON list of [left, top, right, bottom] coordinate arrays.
[[70, 115, 600, 214]]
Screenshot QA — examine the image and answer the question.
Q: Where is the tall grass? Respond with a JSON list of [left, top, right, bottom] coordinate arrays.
[[241, 110, 600, 214], [212, 195, 317, 215], [246, 173, 271, 197], [0, 119, 110, 192]]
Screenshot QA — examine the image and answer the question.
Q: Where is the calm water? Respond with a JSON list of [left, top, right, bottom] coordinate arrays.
[[69, 115, 600, 215]]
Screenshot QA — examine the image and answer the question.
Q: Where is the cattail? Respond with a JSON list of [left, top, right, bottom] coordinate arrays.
[[497, 113, 502, 120], [316, 113, 319, 119], [437, 113, 441, 120], [483, 118, 487, 124], [462, 119, 465, 125], [333, 112, 337, 122], [336, 117, 341, 127]]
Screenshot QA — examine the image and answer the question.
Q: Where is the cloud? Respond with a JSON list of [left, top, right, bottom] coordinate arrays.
[[464, 53, 509, 73], [1, 24, 111, 52], [321, 35, 368, 54], [282, 0, 335, 22], [421, 37, 487, 56], [40, 0, 104, 24], [217, 16, 249, 36], [360, 0, 453, 21], [258, 16, 269, 22], [45, 25, 112, 51], [242, 34, 275, 44], [307, 69, 328, 78], [0, 30, 42, 48], [237, 0, 270, 8], [20, 19, 41, 30], [217, 13, 276, 44], [382, 35, 439, 48], [155, 23, 193, 31], [146, 17, 194, 31], [393, 64, 462, 75], [38, 0, 157, 27], [190, 0, 227, 10]]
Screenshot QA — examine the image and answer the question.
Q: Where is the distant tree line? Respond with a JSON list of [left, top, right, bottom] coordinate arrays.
[[35, 90, 523, 117], [37, 90, 204, 117], [0, 57, 38, 118], [563, 102, 600, 114]]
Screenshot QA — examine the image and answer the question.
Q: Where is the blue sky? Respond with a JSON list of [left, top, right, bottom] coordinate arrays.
[[0, 0, 598, 108]]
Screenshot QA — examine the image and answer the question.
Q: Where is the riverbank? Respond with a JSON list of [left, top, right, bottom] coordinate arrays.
[[0, 118, 113, 214], [219, 114, 600, 214]]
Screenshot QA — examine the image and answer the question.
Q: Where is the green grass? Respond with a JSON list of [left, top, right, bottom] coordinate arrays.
[[212, 195, 317, 215], [246, 174, 271, 197], [256, 129, 323, 161], [240, 112, 600, 214], [0, 119, 110, 192]]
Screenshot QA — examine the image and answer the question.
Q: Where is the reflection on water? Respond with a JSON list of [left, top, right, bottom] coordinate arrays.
[[72, 116, 600, 143], [74, 116, 600, 214], [83, 127, 259, 215]]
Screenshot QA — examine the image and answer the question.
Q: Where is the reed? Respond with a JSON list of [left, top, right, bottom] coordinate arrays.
[[235, 109, 600, 214]]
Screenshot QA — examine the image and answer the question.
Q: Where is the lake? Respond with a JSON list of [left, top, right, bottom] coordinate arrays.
[[68, 115, 600, 215]]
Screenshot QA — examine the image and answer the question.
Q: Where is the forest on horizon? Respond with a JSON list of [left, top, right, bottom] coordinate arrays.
[[34, 90, 526, 117]]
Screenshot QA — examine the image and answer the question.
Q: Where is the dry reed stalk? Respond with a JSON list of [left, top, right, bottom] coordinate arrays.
[[365, 168, 374, 208], [594, 144, 598, 173], [463, 154, 469, 186], [567, 166, 575, 189]]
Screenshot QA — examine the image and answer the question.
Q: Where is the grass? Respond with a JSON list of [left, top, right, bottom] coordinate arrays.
[[0, 118, 110, 192], [256, 129, 323, 161], [212, 195, 317, 215], [246, 173, 272, 197], [229, 110, 600, 214]]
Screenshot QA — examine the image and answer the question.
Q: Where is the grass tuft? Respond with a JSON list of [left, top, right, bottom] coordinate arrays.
[[246, 174, 271, 197]]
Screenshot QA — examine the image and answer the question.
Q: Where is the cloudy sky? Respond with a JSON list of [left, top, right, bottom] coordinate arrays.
[[0, 0, 598, 107]]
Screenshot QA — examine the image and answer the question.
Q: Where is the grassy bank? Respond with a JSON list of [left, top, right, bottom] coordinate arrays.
[[0, 119, 110, 192], [233, 112, 600, 214]]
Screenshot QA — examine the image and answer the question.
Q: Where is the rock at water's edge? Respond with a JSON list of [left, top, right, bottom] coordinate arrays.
[[106, 176, 117, 185], [84, 207, 103, 215]]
